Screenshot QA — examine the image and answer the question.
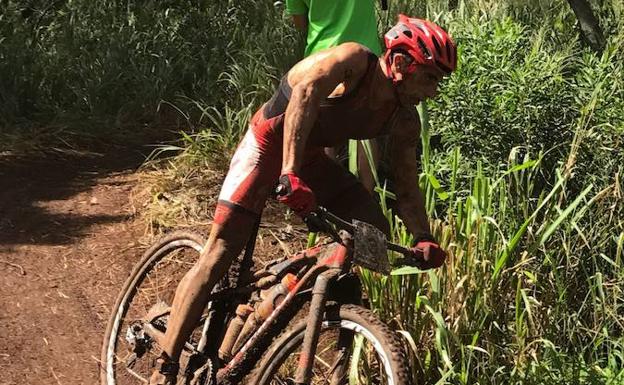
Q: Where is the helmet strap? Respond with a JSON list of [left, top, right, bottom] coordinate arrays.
[[382, 51, 395, 81]]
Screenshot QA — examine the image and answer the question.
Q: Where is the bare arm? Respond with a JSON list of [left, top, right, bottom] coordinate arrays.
[[291, 14, 308, 32], [388, 107, 432, 238], [281, 44, 369, 174]]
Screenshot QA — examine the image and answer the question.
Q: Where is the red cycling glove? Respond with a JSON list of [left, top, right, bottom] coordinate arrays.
[[410, 236, 447, 269], [276, 173, 316, 217]]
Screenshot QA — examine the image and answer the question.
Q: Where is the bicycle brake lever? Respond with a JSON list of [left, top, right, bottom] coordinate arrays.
[[303, 212, 326, 233], [304, 210, 343, 242]]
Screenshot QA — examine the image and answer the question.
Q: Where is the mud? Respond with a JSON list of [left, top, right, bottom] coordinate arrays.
[[0, 150, 149, 385], [0, 147, 305, 385]]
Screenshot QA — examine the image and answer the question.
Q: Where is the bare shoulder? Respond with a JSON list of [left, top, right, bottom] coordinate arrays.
[[288, 43, 371, 85], [332, 42, 372, 64]]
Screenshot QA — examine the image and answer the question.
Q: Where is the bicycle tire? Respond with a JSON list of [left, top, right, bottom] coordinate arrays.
[[100, 230, 206, 385], [243, 304, 412, 385]]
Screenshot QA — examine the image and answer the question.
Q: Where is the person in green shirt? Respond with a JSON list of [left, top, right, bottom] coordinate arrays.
[[286, 0, 382, 57], [286, 0, 383, 193]]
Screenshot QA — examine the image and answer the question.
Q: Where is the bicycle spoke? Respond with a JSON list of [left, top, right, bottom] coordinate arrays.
[[104, 235, 205, 385], [264, 326, 394, 385]]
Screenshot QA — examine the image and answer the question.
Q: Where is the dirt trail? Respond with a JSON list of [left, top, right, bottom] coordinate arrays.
[[0, 150, 151, 385]]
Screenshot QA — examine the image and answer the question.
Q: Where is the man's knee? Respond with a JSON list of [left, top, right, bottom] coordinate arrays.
[[193, 238, 233, 279], [190, 218, 255, 286]]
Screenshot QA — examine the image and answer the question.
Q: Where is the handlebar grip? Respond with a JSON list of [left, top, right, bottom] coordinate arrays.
[[387, 242, 418, 256], [387, 243, 427, 268]]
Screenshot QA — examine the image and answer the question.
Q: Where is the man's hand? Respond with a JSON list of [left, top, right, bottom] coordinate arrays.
[[410, 239, 446, 269], [276, 173, 316, 217]]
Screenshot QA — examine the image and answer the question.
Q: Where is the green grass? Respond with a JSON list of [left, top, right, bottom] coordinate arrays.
[[151, 2, 623, 383], [3, 0, 624, 383], [362, 152, 623, 383]]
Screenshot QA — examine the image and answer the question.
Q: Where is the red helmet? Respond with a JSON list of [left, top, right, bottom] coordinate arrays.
[[384, 14, 457, 80]]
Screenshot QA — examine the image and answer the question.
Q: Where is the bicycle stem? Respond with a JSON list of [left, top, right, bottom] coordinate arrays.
[[314, 206, 413, 256]]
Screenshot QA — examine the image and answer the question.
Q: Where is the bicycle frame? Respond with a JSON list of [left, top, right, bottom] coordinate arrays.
[[140, 207, 413, 385], [215, 232, 353, 384]]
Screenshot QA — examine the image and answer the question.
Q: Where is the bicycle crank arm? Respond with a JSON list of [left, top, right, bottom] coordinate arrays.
[[142, 322, 197, 353], [142, 322, 166, 348]]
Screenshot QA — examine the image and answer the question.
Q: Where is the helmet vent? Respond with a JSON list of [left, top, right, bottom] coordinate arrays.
[[414, 23, 427, 34], [386, 30, 399, 40], [431, 37, 442, 56], [417, 38, 432, 59], [396, 23, 413, 39]]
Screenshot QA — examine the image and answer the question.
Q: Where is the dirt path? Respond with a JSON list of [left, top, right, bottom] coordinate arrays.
[[0, 150, 152, 385]]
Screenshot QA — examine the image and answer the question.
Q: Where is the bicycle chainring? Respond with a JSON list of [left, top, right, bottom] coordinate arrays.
[[186, 355, 215, 385]]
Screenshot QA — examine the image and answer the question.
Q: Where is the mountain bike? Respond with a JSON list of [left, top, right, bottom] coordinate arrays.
[[100, 206, 425, 385]]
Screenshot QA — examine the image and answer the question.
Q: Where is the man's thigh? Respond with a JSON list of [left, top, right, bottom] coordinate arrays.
[[300, 151, 390, 236]]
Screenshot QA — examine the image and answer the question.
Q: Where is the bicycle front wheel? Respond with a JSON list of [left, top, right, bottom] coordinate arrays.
[[245, 304, 411, 385], [100, 231, 205, 385]]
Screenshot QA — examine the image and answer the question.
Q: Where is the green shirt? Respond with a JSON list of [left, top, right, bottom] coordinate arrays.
[[286, 0, 382, 57]]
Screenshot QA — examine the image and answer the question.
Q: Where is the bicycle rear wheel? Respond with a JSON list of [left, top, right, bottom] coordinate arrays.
[[100, 231, 206, 385], [244, 304, 411, 385]]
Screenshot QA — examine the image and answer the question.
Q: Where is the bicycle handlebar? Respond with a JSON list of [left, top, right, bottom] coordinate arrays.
[[305, 206, 423, 266], [274, 178, 426, 267]]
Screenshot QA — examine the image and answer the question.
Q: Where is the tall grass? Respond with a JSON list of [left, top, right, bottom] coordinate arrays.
[[0, 0, 300, 153], [348, 2, 624, 383], [144, 1, 624, 382], [5, 0, 623, 382], [361, 138, 623, 383]]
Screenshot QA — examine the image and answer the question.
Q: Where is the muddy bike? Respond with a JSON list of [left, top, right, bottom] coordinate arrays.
[[101, 206, 425, 385]]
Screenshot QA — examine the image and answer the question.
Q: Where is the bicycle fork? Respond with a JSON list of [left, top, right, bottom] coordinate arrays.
[[294, 268, 340, 385], [293, 230, 355, 385]]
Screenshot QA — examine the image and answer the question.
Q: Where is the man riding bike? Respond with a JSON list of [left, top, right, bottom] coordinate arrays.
[[150, 15, 457, 384]]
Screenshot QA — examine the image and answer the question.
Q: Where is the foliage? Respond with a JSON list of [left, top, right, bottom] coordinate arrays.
[[2, 0, 623, 383], [366, 1, 624, 383], [362, 139, 624, 384], [0, 0, 298, 138]]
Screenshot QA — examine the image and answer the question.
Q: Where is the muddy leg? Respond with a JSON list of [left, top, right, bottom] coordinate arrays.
[[159, 211, 258, 361]]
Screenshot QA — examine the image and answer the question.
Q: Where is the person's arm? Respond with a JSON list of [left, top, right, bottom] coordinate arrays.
[[388, 106, 447, 269], [281, 44, 369, 174], [291, 14, 308, 32], [388, 107, 431, 238], [286, 0, 308, 32]]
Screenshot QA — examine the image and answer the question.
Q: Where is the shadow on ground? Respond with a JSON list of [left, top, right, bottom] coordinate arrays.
[[0, 145, 151, 246]]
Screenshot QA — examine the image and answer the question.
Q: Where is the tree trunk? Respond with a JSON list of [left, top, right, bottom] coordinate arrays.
[[566, 0, 606, 53]]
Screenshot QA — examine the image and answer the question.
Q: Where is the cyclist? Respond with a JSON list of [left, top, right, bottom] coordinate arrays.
[[150, 15, 457, 384]]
